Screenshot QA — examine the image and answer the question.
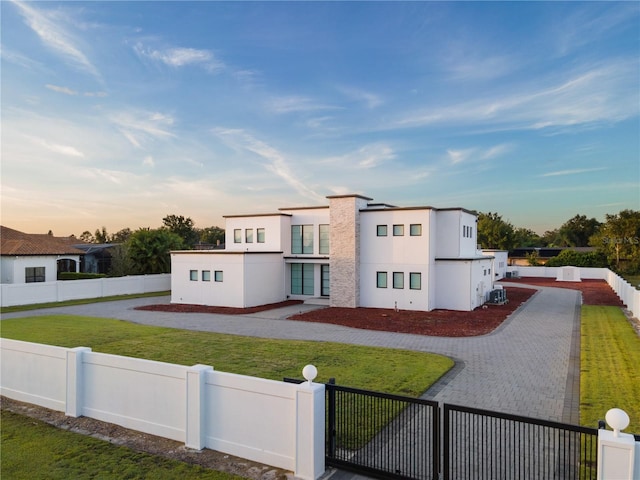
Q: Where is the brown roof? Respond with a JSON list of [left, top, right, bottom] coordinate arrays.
[[0, 226, 86, 256]]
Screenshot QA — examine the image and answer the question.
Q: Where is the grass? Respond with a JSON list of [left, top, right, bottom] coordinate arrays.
[[0, 315, 454, 395], [580, 305, 640, 434], [0, 409, 242, 480], [0, 291, 170, 314]]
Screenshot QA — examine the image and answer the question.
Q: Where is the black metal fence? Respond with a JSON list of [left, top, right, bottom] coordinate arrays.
[[285, 378, 604, 480], [325, 382, 440, 480], [442, 404, 598, 480]]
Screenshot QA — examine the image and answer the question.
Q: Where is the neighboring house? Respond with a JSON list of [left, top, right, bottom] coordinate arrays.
[[171, 194, 494, 312], [0, 226, 85, 284]]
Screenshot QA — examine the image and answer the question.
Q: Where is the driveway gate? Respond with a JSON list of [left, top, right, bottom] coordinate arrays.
[[324, 383, 600, 480]]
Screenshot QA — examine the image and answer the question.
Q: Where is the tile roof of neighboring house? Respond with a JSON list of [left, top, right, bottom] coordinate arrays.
[[0, 226, 87, 256]]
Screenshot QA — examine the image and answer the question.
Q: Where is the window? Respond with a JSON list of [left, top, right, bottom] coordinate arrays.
[[410, 224, 422, 236], [214, 271, 223, 282], [190, 270, 198, 281], [376, 271, 388, 288], [291, 263, 314, 295], [393, 224, 404, 236], [319, 224, 330, 254], [202, 270, 211, 282], [234, 229, 242, 243], [393, 272, 404, 289], [245, 228, 254, 243], [410, 272, 421, 290], [292, 225, 313, 254], [377, 225, 388, 237], [25, 267, 45, 283], [257, 228, 265, 243]]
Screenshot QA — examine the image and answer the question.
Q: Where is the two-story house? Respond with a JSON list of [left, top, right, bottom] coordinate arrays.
[[170, 194, 495, 312]]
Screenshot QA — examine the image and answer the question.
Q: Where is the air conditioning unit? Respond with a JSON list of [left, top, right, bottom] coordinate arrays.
[[489, 289, 507, 304]]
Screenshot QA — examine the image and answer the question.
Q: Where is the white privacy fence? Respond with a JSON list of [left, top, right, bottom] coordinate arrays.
[[506, 266, 640, 321], [0, 339, 325, 480], [0, 274, 171, 307]]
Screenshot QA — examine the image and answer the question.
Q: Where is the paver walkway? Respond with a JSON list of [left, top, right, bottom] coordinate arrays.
[[2, 284, 581, 423]]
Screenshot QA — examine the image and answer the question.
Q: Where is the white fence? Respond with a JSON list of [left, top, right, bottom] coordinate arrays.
[[506, 266, 640, 321], [0, 338, 325, 480], [0, 274, 171, 308]]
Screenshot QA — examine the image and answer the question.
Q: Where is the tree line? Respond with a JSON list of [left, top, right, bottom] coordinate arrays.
[[76, 209, 640, 276], [476, 209, 640, 273]]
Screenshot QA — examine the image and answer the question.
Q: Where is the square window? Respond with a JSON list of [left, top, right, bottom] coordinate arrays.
[[25, 266, 45, 283], [393, 272, 404, 289], [190, 270, 198, 281], [214, 271, 223, 282], [393, 224, 404, 236], [376, 271, 388, 288], [202, 270, 211, 281], [246, 228, 254, 243], [410, 224, 422, 236], [234, 229, 242, 243], [257, 228, 265, 243], [377, 225, 388, 236], [410, 272, 421, 290]]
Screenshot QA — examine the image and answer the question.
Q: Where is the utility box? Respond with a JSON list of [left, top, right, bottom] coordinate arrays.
[[489, 289, 507, 304]]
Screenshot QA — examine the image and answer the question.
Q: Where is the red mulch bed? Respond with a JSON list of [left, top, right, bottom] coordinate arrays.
[[136, 300, 303, 315], [288, 287, 535, 337], [504, 277, 624, 306], [136, 278, 623, 337]]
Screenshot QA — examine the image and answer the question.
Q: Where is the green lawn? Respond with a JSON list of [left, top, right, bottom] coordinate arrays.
[[1, 409, 242, 480], [581, 306, 640, 434], [0, 314, 453, 395]]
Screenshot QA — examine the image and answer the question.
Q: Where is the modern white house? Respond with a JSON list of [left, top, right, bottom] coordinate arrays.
[[481, 249, 509, 280], [171, 194, 495, 312]]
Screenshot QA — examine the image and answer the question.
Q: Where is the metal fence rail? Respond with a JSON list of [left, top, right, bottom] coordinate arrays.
[[443, 403, 599, 480], [326, 383, 440, 480]]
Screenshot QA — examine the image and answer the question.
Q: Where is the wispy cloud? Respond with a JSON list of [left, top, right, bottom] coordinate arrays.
[[45, 84, 107, 97], [541, 167, 607, 177], [393, 59, 638, 132], [11, 0, 101, 80], [23, 134, 85, 158], [338, 86, 383, 109], [133, 42, 223, 73], [447, 144, 512, 165], [267, 95, 341, 114], [110, 110, 176, 148], [213, 128, 324, 202]]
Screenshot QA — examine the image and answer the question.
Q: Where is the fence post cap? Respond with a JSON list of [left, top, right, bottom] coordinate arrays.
[[605, 408, 630, 437], [302, 364, 317, 385]]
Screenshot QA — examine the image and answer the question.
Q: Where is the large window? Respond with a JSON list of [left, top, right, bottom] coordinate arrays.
[[25, 267, 45, 283], [377, 225, 388, 237], [393, 272, 404, 289], [393, 224, 404, 236], [257, 228, 265, 243], [319, 224, 330, 254], [234, 229, 242, 243], [291, 263, 314, 295], [292, 225, 313, 254], [377, 271, 388, 288], [410, 272, 422, 290], [410, 224, 422, 236]]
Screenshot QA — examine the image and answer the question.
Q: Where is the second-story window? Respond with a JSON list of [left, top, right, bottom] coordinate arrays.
[[257, 228, 265, 243], [410, 224, 422, 236], [393, 224, 404, 236], [246, 228, 254, 243], [319, 224, 330, 254], [234, 229, 242, 243], [292, 225, 313, 254]]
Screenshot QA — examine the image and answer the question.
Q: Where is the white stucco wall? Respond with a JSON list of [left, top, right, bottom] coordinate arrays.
[[225, 214, 291, 252], [434, 210, 478, 259], [0, 256, 59, 283], [482, 250, 508, 280]]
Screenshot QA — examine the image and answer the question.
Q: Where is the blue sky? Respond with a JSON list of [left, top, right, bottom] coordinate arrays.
[[2, 1, 639, 236]]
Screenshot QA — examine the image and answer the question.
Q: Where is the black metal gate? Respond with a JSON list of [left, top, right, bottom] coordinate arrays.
[[323, 382, 600, 480], [325, 382, 440, 480]]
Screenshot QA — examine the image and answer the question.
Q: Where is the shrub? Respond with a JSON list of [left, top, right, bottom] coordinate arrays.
[[545, 249, 608, 268], [58, 272, 107, 281]]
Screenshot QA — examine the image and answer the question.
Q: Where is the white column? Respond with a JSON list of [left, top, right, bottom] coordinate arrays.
[[65, 347, 91, 417], [185, 364, 213, 450], [597, 408, 637, 480], [295, 365, 325, 480]]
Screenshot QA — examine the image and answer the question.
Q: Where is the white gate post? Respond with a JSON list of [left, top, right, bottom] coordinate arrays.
[[295, 365, 325, 480], [597, 408, 637, 480], [185, 364, 213, 450]]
